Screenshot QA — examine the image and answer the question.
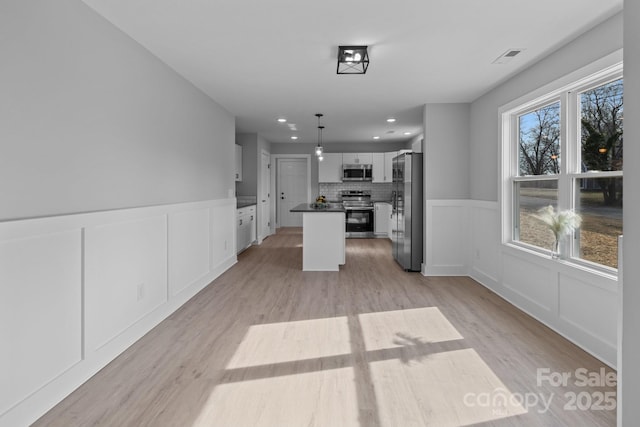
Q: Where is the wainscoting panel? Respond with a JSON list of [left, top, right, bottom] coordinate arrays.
[[85, 215, 168, 352], [212, 204, 236, 268], [425, 201, 469, 275], [502, 252, 556, 316], [0, 229, 82, 417], [168, 208, 211, 297], [463, 200, 618, 367], [0, 198, 237, 427], [558, 273, 617, 362], [469, 202, 499, 285]]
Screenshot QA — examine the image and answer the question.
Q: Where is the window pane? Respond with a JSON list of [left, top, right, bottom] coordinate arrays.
[[518, 102, 560, 176], [580, 79, 623, 172], [575, 177, 622, 268], [514, 180, 558, 250]]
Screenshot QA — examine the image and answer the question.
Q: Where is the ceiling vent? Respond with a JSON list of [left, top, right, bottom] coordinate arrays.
[[492, 48, 524, 64]]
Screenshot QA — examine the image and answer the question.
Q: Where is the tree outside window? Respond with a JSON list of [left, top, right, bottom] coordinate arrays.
[[509, 73, 623, 270], [576, 78, 623, 268]]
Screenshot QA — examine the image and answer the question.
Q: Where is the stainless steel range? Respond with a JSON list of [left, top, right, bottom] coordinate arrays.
[[341, 190, 374, 238]]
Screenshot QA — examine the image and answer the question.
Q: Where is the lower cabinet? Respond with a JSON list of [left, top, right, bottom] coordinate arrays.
[[374, 202, 391, 237], [237, 205, 256, 253]]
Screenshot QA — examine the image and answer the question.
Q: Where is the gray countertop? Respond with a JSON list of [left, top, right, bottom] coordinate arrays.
[[237, 201, 256, 209], [290, 203, 346, 213]]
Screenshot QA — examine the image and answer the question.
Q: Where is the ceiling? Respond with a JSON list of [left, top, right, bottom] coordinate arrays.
[[82, 0, 622, 145]]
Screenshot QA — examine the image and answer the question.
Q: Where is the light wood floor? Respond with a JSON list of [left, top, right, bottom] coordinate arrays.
[[34, 228, 616, 426]]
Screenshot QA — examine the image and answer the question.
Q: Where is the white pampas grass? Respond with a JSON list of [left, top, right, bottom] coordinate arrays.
[[533, 205, 582, 241]]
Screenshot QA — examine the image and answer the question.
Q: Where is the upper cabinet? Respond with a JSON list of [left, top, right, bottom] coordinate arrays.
[[235, 144, 243, 182], [319, 151, 403, 183], [318, 153, 343, 183], [372, 153, 385, 183], [342, 153, 373, 165], [384, 151, 397, 183], [372, 152, 397, 183]]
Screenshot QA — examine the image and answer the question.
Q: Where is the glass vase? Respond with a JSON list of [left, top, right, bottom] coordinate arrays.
[[551, 239, 560, 260]]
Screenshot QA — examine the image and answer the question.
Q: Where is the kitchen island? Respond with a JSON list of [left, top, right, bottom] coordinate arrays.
[[290, 203, 346, 271]]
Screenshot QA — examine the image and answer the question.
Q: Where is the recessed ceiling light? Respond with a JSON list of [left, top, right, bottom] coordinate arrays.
[[373, 136, 380, 140], [291, 136, 298, 140], [386, 118, 396, 123], [403, 132, 412, 135], [277, 118, 287, 123]]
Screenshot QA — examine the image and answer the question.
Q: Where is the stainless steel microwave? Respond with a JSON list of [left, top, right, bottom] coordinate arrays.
[[342, 164, 373, 181]]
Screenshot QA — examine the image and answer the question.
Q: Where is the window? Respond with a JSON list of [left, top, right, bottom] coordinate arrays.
[[503, 66, 623, 271]]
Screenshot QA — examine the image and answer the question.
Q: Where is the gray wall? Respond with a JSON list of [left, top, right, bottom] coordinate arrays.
[[622, 4, 640, 424], [469, 12, 623, 201], [235, 133, 258, 196], [424, 104, 470, 199], [409, 134, 424, 153], [0, 0, 235, 221], [256, 133, 272, 196]]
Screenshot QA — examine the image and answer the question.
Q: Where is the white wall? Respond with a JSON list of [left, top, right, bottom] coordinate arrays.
[[0, 0, 235, 221], [469, 12, 623, 202], [621, 3, 640, 425], [424, 200, 618, 366]]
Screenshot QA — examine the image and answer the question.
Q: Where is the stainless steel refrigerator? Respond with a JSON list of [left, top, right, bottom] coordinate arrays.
[[391, 152, 423, 271]]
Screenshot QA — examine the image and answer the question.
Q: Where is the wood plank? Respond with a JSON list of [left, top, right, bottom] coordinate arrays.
[[33, 228, 616, 426]]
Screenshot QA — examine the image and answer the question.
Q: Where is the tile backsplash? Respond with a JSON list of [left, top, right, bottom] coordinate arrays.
[[319, 182, 393, 202]]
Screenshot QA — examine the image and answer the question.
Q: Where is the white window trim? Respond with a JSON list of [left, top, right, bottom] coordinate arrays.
[[499, 50, 623, 275]]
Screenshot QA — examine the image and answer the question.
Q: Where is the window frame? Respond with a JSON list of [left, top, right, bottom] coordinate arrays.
[[500, 57, 623, 274]]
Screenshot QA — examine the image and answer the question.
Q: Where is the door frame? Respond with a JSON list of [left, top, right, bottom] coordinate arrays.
[[271, 154, 312, 229], [258, 149, 272, 244]]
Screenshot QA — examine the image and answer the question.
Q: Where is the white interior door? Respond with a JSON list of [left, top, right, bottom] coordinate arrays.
[[277, 158, 308, 227], [259, 151, 271, 240]]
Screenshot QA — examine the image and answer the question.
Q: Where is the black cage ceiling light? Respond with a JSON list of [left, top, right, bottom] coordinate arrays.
[[337, 45, 369, 74]]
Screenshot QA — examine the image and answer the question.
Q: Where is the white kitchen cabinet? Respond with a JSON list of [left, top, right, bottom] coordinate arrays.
[[374, 202, 391, 236], [342, 153, 372, 165], [373, 152, 397, 182], [372, 153, 385, 182], [318, 153, 342, 182], [384, 151, 397, 182], [236, 205, 256, 253], [235, 144, 243, 181], [318, 153, 343, 183]]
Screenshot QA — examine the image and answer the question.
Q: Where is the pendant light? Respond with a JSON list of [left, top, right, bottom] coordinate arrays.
[[315, 113, 324, 161]]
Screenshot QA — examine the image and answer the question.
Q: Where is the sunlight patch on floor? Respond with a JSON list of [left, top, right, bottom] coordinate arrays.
[[193, 367, 359, 427], [226, 316, 351, 369], [211, 309, 527, 427], [370, 348, 528, 427], [358, 307, 464, 352]]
